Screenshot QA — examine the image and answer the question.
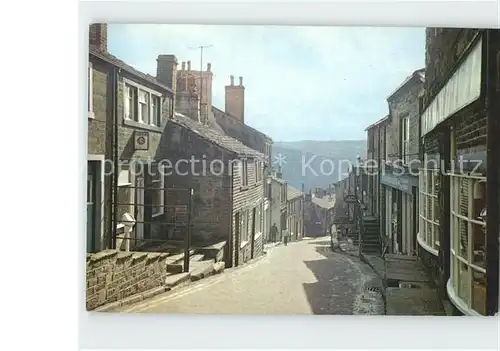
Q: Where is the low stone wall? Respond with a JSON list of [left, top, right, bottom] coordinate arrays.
[[86, 250, 170, 311]]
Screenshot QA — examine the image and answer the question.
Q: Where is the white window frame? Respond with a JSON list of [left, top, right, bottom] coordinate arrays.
[[240, 209, 249, 247], [88, 61, 94, 119], [117, 164, 134, 229], [448, 172, 487, 315], [418, 167, 440, 255], [123, 78, 163, 127], [151, 165, 165, 218], [402, 116, 410, 164], [241, 159, 248, 186]]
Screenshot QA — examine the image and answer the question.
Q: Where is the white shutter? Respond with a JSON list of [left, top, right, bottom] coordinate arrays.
[[124, 85, 130, 120]]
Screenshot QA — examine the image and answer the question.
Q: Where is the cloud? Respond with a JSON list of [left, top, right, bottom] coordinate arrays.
[[107, 24, 424, 141]]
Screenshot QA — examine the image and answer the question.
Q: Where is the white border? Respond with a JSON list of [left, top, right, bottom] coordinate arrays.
[[7, 1, 500, 351]]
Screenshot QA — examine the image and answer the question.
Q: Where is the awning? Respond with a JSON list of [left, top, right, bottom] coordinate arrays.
[[421, 36, 483, 136]]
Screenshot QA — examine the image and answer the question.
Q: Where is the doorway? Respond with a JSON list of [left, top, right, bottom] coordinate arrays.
[[135, 176, 145, 245], [86, 161, 101, 253]]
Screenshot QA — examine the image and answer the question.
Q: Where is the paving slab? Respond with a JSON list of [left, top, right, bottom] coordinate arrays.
[[386, 287, 446, 315]]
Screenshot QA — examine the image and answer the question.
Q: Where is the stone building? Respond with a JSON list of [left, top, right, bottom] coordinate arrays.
[[378, 69, 424, 256], [267, 172, 288, 242], [286, 184, 304, 241], [365, 116, 388, 219], [418, 28, 499, 315], [155, 54, 268, 268], [155, 112, 265, 268], [87, 23, 175, 253]]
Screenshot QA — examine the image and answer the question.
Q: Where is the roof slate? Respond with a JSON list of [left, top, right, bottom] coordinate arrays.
[[172, 113, 264, 158], [287, 184, 303, 201], [89, 45, 174, 94]]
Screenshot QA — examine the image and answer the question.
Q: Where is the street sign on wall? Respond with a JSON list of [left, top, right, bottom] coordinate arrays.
[[343, 194, 358, 204]]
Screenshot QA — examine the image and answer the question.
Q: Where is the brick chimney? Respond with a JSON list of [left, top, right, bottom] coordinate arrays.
[[225, 75, 245, 123], [89, 23, 107, 52]]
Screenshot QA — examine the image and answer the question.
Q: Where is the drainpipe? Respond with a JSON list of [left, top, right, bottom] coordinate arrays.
[[111, 66, 120, 250]]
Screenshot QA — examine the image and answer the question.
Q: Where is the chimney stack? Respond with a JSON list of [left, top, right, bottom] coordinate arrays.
[[225, 74, 245, 123], [207, 63, 211, 71], [156, 54, 178, 116], [181, 61, 186, 70], [89, 23, 108, 52], [187, 61, 191, 71]]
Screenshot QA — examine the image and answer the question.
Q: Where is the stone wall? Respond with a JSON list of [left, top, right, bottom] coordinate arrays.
[[155, 121, 232, 246], [86, 250, 170, 310]]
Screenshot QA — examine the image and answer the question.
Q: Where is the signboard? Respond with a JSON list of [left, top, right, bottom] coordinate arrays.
[[344, 194, 358, 204], [134, 131, 149, 151]]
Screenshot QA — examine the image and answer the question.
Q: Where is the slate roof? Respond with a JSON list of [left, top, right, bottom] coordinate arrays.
[[270, 176, 286, 184], [287, 184, 303, 201], [172, 112, 264, 158], [212, 106, 273, 142], [311, 195, 336, 210], [386, 68, 425, 101], [365, 115, 389, 131], [89, 45, 175, 95]]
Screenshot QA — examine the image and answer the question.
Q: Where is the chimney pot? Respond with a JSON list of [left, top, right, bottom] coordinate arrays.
[[207, 63, 211, 71], [187, 61, 191, 71], [181, 61, 186, 70], [230, 75, 234, 86], [239, 76, 243, 86]]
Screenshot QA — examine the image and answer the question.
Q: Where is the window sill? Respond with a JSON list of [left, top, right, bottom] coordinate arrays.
[[88, 111, 95, 119], [416, 231, 439, 256], [123, 118, 163, 133], [446, 279, 482, 316], [240, 240, 249, 249], [239, 185, 249, 191], [152, 211, 164, 219]]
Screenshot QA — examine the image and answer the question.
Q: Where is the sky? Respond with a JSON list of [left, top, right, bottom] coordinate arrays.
[[107, 24, 425, 142]]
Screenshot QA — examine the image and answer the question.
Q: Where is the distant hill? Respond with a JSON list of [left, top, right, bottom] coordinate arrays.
[[272, 140, 366, 191]]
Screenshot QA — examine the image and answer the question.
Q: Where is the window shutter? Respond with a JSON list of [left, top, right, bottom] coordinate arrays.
[[124, 86, 130, 119]]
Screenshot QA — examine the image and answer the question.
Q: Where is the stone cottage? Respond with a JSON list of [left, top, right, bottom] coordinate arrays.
[[87, 23, 175, 253], [155, 112, 265, 268]]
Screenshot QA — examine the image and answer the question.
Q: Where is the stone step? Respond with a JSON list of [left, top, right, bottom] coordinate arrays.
[[189, 261, 216, 282], [189, 254, 205, 262], [164, 272, 191, 289]]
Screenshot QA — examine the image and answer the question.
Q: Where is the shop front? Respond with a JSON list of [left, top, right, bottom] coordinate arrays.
[[381, 168, 418, 255], [419, 32, 498, 315]]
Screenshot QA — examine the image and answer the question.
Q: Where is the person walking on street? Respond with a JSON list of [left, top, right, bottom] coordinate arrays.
[[271, 223, 278, 243], [284, 231, 289, 246]]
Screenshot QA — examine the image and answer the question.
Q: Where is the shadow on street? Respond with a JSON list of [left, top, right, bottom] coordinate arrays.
[[302, 244, 363, 315]]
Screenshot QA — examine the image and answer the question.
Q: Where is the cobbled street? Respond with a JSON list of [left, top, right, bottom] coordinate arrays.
[[117, 237, 384, 315]]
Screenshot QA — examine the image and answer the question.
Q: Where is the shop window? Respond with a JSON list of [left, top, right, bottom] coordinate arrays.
[[418, 166, 440, 253], [450, 173, 487, 315]]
